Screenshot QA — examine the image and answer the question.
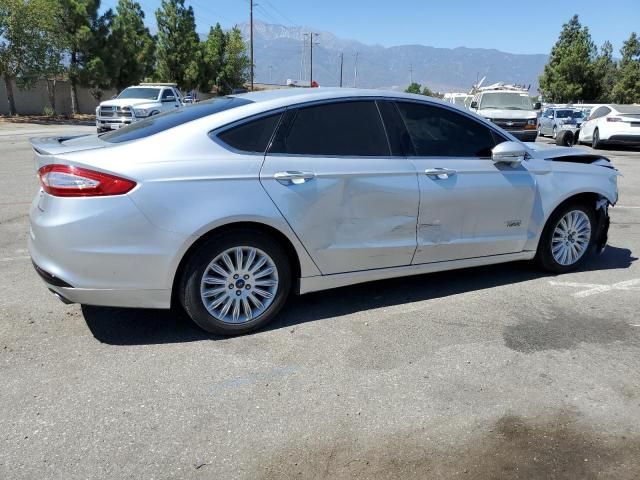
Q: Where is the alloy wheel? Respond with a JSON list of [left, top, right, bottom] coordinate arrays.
[[200, 246, 279, 324], [551, 210, 592, 266]]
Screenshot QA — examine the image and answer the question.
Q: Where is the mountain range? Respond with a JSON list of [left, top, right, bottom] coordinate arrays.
[[238, 21, 548, 93]]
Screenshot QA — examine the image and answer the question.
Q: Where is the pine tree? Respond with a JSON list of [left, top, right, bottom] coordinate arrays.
[[612, 33, 640, 104], [218, 27, 249, 95], [155, 0, 200, 91], [539, 15, 599, 102], [593, 41, 617, 102], [200, 23, 226, 92], [110, 0, 155, 91]]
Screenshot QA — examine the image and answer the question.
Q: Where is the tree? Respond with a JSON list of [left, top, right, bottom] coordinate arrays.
[[593, 41, 617, 103], [199, 23, 226, 92], [155, 0, 201, 91], [612, 32, 640, 104], [58, 0, 113, 115], [405, 82, 421, 94], [217, 26, 249, 94], [539, 15, 600, 102], [0, 0, 57, 115], [421, 85, 434, 97], [110, 0, 155, 92]]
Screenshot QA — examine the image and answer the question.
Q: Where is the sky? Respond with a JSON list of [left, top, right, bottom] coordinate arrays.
[[101, 0, 640, 55]]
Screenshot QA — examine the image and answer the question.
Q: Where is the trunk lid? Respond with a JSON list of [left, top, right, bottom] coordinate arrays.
[[30, 135, 105, 169]]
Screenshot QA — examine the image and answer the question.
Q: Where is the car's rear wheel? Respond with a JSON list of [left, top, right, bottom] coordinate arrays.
[[556, 129, 574, 147], [180, 231, 291, 335], [535, 202, 595, 273], [592, 128, 603, 149]]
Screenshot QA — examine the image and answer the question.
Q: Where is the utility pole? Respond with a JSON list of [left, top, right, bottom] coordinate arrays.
[[269, 65, 273, 83], [353, 52, 359, 88], [249, 0, 254, 91], [339, 52, 344, 87], [409, 64, 413, 84], [306, 32, 319, 87]]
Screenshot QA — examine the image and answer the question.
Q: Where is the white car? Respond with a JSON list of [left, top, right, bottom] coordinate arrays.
[[96, 84, 183, 133], [578, 104, 640, 149]]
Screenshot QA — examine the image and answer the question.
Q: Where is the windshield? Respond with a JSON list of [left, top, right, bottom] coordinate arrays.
[[117, 87, 161, 100], [101, 96, 253, 143], [555, 109, 572, 119], [479, 92, 533, 110], [572, 110, 585, 119]]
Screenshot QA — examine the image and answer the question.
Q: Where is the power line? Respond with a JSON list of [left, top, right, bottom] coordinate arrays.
[[249, 0, 254, 90]]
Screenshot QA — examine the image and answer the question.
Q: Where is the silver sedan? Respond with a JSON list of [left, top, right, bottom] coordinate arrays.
[[29, 88, 618, 335]]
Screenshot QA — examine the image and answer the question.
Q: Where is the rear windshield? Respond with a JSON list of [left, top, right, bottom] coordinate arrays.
[[555, 110, 572, 118], [100, 97, 253, 144]]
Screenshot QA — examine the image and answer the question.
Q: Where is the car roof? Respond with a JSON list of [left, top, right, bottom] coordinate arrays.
[[230, 87, 450, 109], [607, 104, 640, 114]]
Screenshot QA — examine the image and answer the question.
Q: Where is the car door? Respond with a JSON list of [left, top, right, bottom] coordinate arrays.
[[160, 88, 180, 112], [260, 99, 420, 275], [392, 101, 538, 264], [581, 106, 609, 141], [540, 109, 550, 134]]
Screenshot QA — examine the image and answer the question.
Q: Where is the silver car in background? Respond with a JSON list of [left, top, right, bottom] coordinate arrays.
[[29, 88, 618, 335]]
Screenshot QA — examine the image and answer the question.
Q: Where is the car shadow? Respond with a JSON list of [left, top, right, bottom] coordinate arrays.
[[81, 245, 636, 346]]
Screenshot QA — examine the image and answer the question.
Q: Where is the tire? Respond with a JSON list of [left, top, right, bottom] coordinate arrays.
[[552, 126, 558, 139], [556, 129, 574, 147], [592, 128, 603, 149], [179, 230, 292, 335], [538, 126, 544, 138], [535, 202, 596, 273]]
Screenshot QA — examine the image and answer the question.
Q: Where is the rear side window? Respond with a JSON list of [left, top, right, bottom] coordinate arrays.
[[269, 101, 390, 156], [396, 102, 497, 157], [216, 113, 282, 153], [101, 97, 252, 143]]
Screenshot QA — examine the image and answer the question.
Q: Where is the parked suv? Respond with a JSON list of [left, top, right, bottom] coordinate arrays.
[[96, 84, 183, 133], [470, 87, 540, 142], [538, 107, 581, 139], [578, 104, 640, 149]]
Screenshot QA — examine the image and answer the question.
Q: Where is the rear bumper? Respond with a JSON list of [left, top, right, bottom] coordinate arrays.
[[29, 192, 190, 309], [603, 134, 640, 145]]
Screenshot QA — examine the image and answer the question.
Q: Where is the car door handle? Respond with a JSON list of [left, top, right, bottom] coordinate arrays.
[[274, 171, 316, 185], [425, 168, 456, 179]]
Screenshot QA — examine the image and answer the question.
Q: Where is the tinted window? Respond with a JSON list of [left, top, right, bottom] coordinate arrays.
[[101, 97, 252, 143], [216, 113, 282, 153], [161, 89, 174, 99], [377, 101, 414, 156], [396, 102, 497, 157], [269, 101, 390, 156], [591, 107, 610, 119]]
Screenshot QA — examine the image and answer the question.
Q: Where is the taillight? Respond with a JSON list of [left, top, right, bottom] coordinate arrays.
[[38, 165, 136, 197], [607, 117, 622, 122]]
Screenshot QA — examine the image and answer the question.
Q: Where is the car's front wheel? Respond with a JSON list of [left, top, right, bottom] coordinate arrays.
[[535, 202, 595, 273], [180, 231, 291, 335]]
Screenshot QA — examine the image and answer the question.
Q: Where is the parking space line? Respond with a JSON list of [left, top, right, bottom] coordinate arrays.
[[615, 206, 640, 209], [549, 279, 640, 298], [0, 255, 30, 262]]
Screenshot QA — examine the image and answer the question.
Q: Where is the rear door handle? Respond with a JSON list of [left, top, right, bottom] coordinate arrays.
[[274, 171, 316, 185], [425, 168, 456, 179]]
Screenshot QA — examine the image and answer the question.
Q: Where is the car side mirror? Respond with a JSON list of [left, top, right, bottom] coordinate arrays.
[[492, 141, 527, 167], [470, 101, 478, 109], [162, 96, 176, 102], [534, 102, 541, 110]]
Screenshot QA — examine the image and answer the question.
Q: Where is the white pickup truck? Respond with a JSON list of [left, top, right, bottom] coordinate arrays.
[[96, 84, 183, 133]]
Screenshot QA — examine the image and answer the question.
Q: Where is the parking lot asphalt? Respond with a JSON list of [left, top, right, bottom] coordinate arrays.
[[1, 124, 639, 479]]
